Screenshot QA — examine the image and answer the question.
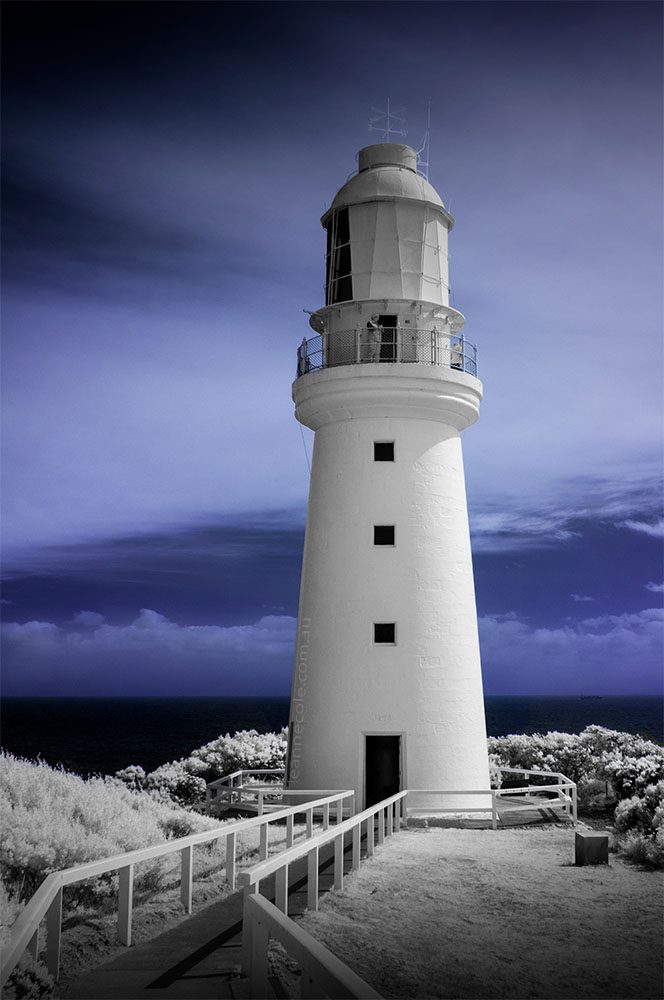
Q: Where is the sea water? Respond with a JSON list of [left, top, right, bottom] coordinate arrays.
[[1, 695, 662, 777]]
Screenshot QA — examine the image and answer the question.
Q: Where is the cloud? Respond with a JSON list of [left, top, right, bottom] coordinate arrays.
[[1, 609, 297, 695], [479, 607, 663, 694], [645, 582, 664, 593], [68, 610, 106, 628], [617, 518, 664, 538], [571, 595, 594, 603], [469, 471, 662, 553]]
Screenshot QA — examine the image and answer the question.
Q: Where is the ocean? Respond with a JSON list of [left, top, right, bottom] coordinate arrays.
[[1, 695, 662, 778]]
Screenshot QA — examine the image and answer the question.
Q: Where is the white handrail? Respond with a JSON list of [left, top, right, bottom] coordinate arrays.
[[1, 789, 354, 988], [239, 791, 408, 974], [245, 893, 381, 999]]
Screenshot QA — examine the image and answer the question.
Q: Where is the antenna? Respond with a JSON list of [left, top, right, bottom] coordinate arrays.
[[368, 98, 407, 142], [416, 100, 432, 180]]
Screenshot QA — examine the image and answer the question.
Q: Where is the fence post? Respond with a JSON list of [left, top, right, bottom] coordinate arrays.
[[241, 883, 257, 976], [322, 802, 330, 830], [352, 824, 361, 869], [491, 791, 498, 831], [336, 798, 344, 825], [258, 791, 264, 816], [118, 864, 134, 946], [572, 784, 578, 826], [307, 847, 319, 911], [259, 822, 269, 861], [366, 816, 375, 857], [226, 831, 237, 889], [275, 864, 289, 915], [45, 886, 63, 979], [286, 813, 294, 848], [249, 913, 270, 1000], [27, 928, 39, 963], [334, 834, 344, 890], [377, 809, 385, 845], [180, 845, 193, 914]]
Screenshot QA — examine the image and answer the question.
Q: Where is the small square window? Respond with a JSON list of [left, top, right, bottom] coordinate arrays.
[[374, 442, 394, 462], [374, 525, 395, 546], [374, 622, 396, 645]]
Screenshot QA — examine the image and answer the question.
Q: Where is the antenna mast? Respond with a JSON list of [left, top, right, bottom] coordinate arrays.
[[368, 98, 407, 142], [416, 99, 432, 180]]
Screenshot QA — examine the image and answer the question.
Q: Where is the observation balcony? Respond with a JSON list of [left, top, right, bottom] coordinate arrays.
[[296, 327, 478, 379]]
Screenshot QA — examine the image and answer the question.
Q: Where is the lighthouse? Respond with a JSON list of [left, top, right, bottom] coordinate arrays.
[[285, 142, 490, 810]]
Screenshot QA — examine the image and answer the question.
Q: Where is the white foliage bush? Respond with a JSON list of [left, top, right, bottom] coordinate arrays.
[[116, 728, 288, 806], [0, 752, 219, 904], [489, 726, 664, 867]]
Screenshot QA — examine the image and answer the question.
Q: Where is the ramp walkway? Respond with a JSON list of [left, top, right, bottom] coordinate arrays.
[[59, 803, 568, 1000], [60, 840, 342, 1000]]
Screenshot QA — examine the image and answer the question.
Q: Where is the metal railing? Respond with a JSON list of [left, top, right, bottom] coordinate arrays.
[[0, 789, 354, 987], [296, 327, 478, 378]]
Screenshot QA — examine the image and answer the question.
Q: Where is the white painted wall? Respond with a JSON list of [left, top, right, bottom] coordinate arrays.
[[287, 367, 491, 808]]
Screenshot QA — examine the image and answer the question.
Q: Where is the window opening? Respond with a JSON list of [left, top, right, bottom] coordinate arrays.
[[374, 525, 395, 546], [325, 208, 352, 304], [374, 622, 396, 645], [374, 441, 394, 462]]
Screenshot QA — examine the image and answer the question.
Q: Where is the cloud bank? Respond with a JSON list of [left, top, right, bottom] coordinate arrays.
[[2, 605, 661, 697]]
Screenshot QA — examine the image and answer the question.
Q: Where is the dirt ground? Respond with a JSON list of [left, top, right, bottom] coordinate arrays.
[[291, 826, 663, 1000]]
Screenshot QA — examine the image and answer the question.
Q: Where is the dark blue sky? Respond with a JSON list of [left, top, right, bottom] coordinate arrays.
[[2, 1, 662, 696]]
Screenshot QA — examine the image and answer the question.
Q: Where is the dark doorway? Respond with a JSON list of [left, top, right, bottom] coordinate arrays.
[[377, 314, 397, 361], [365, 735, 401, 807]]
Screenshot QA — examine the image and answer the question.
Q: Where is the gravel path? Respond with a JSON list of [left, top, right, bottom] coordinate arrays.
[[294, 826, 663, 999]]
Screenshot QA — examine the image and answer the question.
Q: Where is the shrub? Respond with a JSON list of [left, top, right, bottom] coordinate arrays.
[[115, 728, 289, 807], [0, 753, 219, 905]]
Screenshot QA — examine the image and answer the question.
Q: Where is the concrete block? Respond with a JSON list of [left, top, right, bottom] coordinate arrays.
[[575, 830, 609, 866]]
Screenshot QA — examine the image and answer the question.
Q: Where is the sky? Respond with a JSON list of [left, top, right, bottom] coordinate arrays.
[[1, 1, 662, 697]]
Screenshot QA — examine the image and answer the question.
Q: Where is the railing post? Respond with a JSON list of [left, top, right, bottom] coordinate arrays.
[[259, 822, 269, 861], [352, 824, 361, 870], [377, 809, 385, 845], [45, 886, 62, 979], [322, 802, 330, 830], [27, 928, 39, 963], [180, 845, 193, 914], [366, 816, 375, 857], [572, 784, 578, 826], [334, 834, 344, 890], [118, 864, 134, 946], [286, 813, 294, 848], [249, 914, 270, 1000], [492, 790, 498, 831], [241, 883, 257, 978], [306, 807, 314, 838], [275, 864, 289, 915], [258, 791, 264, 816], [307, 847, 319, 912], [336, 798, 344, 825], [226, 831, 237, 889]]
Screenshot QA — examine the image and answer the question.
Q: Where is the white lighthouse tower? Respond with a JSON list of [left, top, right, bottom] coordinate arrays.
[[286, 142, 490, 810]]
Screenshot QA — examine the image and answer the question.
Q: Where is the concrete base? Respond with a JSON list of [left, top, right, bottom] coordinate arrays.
[[575, 830, 609, 866]]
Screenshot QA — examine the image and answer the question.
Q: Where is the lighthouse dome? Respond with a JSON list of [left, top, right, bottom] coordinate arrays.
[[324, 142, 448, 223]]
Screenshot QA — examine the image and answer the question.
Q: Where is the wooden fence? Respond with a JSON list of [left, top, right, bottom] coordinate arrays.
[[1, 789, 354, 987]]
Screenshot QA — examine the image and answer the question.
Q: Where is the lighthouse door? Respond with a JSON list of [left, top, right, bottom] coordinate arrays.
[[364, 735, 401, 807], [377, 315, 398, 362]]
